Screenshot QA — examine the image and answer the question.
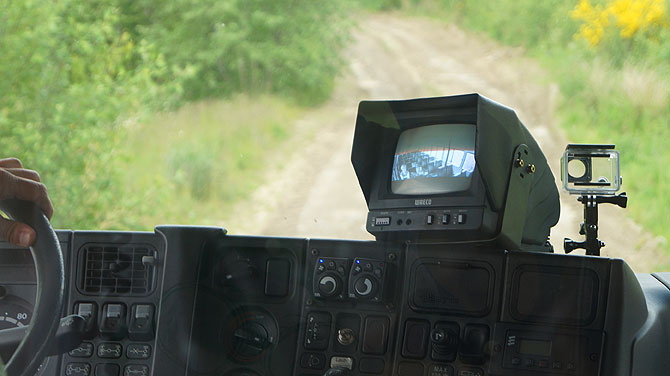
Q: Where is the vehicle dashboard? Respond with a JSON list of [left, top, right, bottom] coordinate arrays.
[[2, 226, 670, 376]]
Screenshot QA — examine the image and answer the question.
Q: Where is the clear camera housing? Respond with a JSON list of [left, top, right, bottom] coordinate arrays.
[[561, 144, 621, 195]]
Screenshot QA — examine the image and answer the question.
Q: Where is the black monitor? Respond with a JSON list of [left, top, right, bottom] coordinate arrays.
[[351, 93, 560, 251]]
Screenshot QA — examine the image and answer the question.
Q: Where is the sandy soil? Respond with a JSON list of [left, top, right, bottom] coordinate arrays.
[[225, 14, 666, 272]]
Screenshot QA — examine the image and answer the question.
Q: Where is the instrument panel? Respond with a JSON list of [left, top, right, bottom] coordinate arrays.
[[1, 226, 669, 376]]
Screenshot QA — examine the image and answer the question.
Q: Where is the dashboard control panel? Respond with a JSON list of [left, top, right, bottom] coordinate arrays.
[[2, 227, 668, 376]]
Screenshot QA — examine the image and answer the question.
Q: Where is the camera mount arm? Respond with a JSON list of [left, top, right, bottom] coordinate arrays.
[[564, 192, 628, 256]]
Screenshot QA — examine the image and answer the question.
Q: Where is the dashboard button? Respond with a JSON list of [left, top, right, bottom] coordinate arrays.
[[74, 302, 97, 338], [300, 352, 326, 370], [265, 258, 291, 297], [459, 324, 489, 364], [330, 356, 354, 370], [64, 363, 91, 376], [362, 316, 389, 355], [97, 343, 122, 359], [100, 304, 126, 339], [123, 365, 149, 376], [68, 342, 93, 358], [457, 214, 467, 224], [128, 304, 154, 341], [126, 343, 152, 359], [402, 319, 430, 359], [304, 312, 331, 350], [431, 322, 459, 362], [95, 363, 119, 376], [359, 358, 384, 374], [442, 214, 450, 225]]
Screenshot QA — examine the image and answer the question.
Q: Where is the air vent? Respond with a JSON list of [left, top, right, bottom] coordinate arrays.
[[80, 245, 157, 296]]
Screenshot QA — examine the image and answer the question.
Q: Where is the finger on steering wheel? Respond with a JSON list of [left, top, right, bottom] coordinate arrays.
[[3, 168, 41, 182], [0, 169, 53, 219], [0, 215, 35, 247], [0, 157, 24, 169]]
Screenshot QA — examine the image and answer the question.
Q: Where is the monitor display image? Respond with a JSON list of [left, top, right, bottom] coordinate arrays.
[[391, 123, 476, 195]]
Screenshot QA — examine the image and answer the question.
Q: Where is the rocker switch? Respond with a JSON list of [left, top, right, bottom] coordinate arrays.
[[100, 303, 127, 339], [128, 304, 155, 341], [75, 302, 97, 339]]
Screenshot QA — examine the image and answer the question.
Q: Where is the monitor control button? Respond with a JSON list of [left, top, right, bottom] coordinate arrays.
[[457, 214, 467, 224]]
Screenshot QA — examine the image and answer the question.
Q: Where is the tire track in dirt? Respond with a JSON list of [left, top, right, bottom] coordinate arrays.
[[226, 13, 666, 272]]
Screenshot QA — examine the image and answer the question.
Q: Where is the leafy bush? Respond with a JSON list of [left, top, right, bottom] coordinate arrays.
[[0, 0, 351, 230]]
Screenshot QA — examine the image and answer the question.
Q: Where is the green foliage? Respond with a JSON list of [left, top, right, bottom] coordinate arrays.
[[125, 0, 350, 104], [0, 0, 351, 230], [0, 0, 180, 229]]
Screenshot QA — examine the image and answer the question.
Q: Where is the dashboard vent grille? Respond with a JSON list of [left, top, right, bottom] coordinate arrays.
[[80, 245, 156, 295]]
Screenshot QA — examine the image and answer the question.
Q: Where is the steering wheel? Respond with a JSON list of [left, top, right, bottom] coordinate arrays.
[[0, 200, 65, 376]]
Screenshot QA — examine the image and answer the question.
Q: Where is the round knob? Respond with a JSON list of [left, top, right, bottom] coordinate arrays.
[[430, 327, 458, 355], [232, 322, 269, 357], [337, 328, 356, 346], [430, 329, 448, 345], [318, 274, 342, 297], [354, 277, 376, 298]]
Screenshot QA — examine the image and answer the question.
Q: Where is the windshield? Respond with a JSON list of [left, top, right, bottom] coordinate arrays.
[[3, 0, 668, 267]]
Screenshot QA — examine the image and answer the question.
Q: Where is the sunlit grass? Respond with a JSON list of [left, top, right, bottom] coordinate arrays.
[[107, 95, 302, 230]]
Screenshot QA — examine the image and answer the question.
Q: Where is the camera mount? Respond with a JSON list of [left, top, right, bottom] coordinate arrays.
[[564, 192, 628, 256]]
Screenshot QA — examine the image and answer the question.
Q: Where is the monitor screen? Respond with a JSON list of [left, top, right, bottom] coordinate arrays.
[[391, 124, 476, 195]]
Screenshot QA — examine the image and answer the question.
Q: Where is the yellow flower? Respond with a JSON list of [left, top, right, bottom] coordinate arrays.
[[570, 0, 669, 46], [571, 0, 610, 46]]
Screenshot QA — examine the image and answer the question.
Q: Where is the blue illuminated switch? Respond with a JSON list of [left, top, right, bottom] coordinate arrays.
[[442, 214, 450, 225]]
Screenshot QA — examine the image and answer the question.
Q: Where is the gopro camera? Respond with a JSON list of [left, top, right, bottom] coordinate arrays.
[[561, 144, 621, 195]]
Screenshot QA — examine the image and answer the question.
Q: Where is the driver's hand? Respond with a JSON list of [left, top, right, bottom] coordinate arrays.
[[0, 158, 54, 247]]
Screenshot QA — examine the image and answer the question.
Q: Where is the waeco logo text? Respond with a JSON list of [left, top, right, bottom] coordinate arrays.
[[414, 199, 432, 206]]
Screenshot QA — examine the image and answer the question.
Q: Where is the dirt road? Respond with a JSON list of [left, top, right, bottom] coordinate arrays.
[[226, 14, 666, 272]]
